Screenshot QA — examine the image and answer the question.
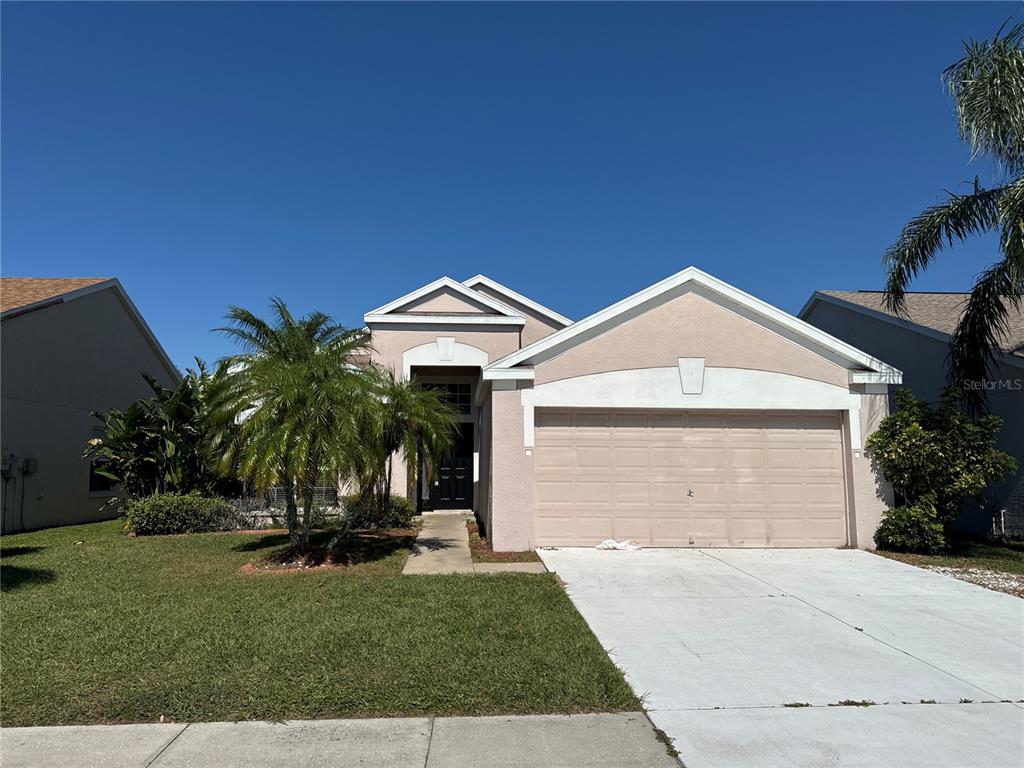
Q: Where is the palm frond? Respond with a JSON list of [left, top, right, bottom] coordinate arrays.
[[883, 184, 1003, 313], [943, 21, 1024, 174]]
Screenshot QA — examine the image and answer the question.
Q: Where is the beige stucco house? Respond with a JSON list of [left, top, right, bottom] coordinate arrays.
[[366, 267, 902, 551], [1, 278, 178, 533], [801, 290, 1024, 536]]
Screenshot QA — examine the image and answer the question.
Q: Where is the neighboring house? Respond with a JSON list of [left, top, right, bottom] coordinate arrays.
[[801, 290, 1024, 536], [1, 278, 178, 533], [366, 267, 902, 551]]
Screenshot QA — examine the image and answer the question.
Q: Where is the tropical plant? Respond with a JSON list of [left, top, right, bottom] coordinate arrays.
[[84, 363, 229, 500], [866, 387, 1017, 538], [347, 368, 458, 520], [210, 299, 374, 548], [342, 493, 416, 530], [883, 22, 1023, 410], [874, 502, 947, 554]]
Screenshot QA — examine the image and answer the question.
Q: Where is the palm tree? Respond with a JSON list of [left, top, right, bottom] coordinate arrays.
[[883, 21, 1023, 409], [350, 368, 458, 514], [210, 299, 373, 548]]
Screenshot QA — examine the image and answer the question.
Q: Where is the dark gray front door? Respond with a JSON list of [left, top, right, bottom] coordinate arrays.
[[429, 423, 473, 509]]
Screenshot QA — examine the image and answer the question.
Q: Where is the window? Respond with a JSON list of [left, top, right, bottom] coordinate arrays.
[[424, 383, 472, 415], [88, 428, 116, 494]]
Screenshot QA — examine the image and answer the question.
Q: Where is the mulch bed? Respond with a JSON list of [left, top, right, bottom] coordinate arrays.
[[242, 528, 416, 573], [467, 520, 541, 563]]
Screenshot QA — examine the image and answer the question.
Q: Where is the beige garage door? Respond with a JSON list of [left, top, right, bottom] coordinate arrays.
[[534, 409, 848, 548]]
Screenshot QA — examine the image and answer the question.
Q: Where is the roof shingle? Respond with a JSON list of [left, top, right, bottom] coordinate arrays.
[[1, 278, 112, 315], [820, 290, 1024, 357]]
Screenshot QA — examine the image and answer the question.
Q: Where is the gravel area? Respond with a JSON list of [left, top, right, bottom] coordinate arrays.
[[923, 566, 1024, 598]]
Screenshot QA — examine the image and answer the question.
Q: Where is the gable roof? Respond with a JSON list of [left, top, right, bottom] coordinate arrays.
[[1, 277, 112, 315], [485, 266, 902, 381], [462, 275, 572, 326], [1, 276, 179, 381], [364, 276, 526, 325], [805, 290, 1024, 359]]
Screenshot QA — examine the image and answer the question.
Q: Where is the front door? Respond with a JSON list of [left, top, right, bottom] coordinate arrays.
[[429, 423, 473, 510]]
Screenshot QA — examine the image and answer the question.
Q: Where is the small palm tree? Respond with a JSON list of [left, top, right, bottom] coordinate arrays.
[[210, 299, 373, 548], [883, 22, 1023, 409], [350, 368, 458, 514]]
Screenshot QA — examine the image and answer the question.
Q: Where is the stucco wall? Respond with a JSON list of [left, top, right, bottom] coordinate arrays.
[[399, 287, 493, 314], [849, 391, 894, 547], [804, 300, 1024, 535], [1, 288, 178, 532], [488, 384, 534, 551], [471, 285, 566, 346], [368, 326, 522, 376], [535, 291, 849, 388]]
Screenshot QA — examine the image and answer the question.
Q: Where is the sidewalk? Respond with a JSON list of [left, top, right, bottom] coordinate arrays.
[[402, 512, 547, 575], [0, 712, 680, 768]]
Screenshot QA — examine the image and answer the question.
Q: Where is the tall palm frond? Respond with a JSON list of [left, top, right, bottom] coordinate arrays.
[[883, 22, 1024, 410]]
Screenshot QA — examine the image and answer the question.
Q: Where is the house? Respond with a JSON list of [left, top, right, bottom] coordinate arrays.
[[800, 290, 1024, 536], [366, 267, 901, 551], [1, 278, 179, 533]]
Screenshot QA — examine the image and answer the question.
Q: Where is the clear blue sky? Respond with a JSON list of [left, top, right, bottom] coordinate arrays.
[[3, 2, 1019, 370]]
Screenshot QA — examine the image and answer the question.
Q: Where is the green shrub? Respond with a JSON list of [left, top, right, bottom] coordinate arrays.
[[866, 387, 1017, 529], [342, 494, 415, 529], [124, 492, 240, 536], [874, 502, 947, 554]]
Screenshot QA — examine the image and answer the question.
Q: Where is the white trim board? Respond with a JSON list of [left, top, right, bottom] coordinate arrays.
[[486, 266, 903, 380], [519, 366, 864, 449], [364, 276, 524, 320], [463, 274, 572, 326], [364, 313, 525, 326]]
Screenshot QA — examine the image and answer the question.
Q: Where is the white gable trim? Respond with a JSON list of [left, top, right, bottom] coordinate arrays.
[[364, 276, 524, 321], [463, 274, 572, 326], [486, 266, 902, 380], [364, 313, 525, 327]]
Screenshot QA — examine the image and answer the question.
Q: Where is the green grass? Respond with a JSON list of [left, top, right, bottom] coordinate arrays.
[[0, 521, 636, 726], [877, 538, 1024, 575]]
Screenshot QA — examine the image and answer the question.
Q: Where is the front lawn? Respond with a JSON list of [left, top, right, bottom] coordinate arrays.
[[877, 539, 1024, 597], [0, 521, 636, 726]]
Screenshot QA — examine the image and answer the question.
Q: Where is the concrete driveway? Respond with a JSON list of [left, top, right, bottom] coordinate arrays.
[[539, 548, 1024, 768]]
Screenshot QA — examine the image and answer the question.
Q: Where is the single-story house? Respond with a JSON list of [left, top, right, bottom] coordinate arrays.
[[1, 278, 179, 533], [800, 290, 1024, 536], [365, 267, 902, 551]]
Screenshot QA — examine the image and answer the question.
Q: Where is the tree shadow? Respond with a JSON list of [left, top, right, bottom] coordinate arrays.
[[231, 534, 291, 553], [1, 564, 56, 592], [258, 528, 418, 569], [0, 546, 46, 558]]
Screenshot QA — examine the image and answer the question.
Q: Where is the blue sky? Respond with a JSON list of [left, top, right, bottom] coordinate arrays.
[[3, 2, 1019, 370]]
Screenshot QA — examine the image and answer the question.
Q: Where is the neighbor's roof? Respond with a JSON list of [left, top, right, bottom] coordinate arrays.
[[1, 277, 112, 315], [817, 290, 1024, 357]]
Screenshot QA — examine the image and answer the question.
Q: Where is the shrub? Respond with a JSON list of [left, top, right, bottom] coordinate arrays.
[[874, 502, 947, 554], [124, 492, 241, 536], [866, 387, 1017, 529], [342, 494, 415, 529]]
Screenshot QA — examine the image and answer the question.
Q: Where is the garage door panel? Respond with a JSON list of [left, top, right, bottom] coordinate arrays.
[[534, 408, 848, 548]]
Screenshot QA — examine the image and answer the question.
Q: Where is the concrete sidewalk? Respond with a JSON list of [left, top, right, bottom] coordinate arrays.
[[0, 712, 680, 768], [402, 512, 546, 575]]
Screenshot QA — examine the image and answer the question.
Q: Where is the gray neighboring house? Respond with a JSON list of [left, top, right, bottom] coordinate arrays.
[[1, 278, 178, 533], [800, 290, 1024, 536]]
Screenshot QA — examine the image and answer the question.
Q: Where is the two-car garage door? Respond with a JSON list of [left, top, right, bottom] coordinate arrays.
[[533, 409, 849, 548]]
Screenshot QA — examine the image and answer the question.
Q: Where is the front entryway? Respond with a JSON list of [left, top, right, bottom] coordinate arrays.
[[428, 422, 473, 510]]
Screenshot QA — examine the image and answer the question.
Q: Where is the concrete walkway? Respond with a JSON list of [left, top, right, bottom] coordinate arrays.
[[0, 712, 680, 768], [402, 512, 547, 575]]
